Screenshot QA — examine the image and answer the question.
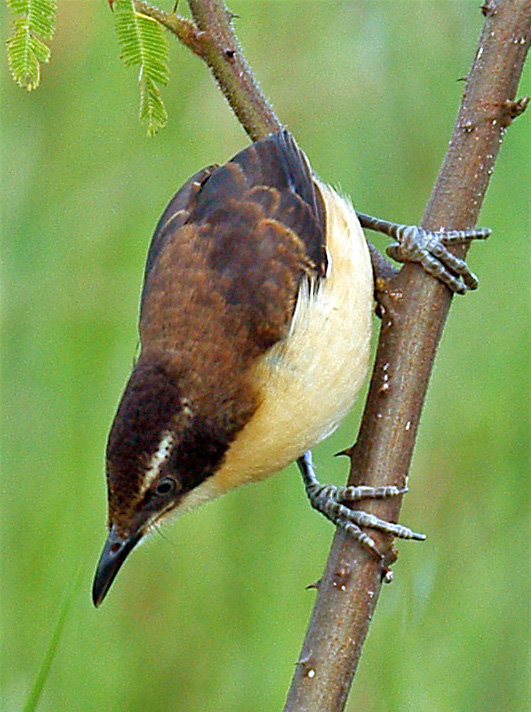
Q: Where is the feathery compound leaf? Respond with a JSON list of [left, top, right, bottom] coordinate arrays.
[[6, 0, 57, 91], [114, 0, 169, 136], [140, 75, 168, 137]]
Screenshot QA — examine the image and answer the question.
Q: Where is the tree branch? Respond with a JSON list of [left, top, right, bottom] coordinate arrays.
[[134, 0, 529, 708], [284, 1, 530, 709], [135, 0, 281, 139]]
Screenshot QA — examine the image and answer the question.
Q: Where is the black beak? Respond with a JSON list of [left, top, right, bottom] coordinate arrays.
[[92, 526, 142, 607]]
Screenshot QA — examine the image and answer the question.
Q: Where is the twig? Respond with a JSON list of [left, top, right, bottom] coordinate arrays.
[[134, 0, 530, 708], [135, 0, 280, 139]]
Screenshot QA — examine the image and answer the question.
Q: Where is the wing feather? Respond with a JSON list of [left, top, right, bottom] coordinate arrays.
[[140, 131, 326, 358]]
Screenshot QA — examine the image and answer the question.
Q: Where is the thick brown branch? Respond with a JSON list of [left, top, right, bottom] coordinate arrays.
[[284, 1, 530, 710]]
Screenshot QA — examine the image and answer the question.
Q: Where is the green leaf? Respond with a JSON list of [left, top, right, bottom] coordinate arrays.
[[6, 0, 57, 91], [114, 0, 170, 136], [140, 75, 168, 137]]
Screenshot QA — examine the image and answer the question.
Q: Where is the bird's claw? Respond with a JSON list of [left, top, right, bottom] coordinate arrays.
[[297, 451, 425, 559], [385, 225, 490, 294], [356, 211, 490, 294]]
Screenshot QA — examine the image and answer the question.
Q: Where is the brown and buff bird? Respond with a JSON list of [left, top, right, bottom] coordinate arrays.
[[93, 130, 488, 606]]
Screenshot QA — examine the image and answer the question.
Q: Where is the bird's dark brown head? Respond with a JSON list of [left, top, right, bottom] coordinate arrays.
[[92, 353, 249, 607]]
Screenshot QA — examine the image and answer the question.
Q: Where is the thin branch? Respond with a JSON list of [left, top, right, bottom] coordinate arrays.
[[135, 0, 281, 139], [134, 0, 530, 708], [284, 1, 530, 709]]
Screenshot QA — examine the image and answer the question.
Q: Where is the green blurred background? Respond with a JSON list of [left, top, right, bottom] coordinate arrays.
[[2, 2, 529, 711]]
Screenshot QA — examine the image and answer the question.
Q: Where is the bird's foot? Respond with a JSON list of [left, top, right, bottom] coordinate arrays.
[[357, 212, 490, 294], [297, 451, 425, 559]]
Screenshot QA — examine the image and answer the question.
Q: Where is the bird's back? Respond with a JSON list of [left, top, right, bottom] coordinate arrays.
[[140, 131, 327, 362]]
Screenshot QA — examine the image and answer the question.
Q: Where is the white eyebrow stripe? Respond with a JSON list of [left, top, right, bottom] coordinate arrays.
[[139, 431, 175, 496]]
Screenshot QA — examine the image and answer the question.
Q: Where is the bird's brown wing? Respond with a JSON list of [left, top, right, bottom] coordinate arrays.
[[141, 164, 218, 308], [140, 130, 326, 355]]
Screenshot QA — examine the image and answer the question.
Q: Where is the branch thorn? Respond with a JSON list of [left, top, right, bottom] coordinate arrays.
[[480, 1, 497, 17]]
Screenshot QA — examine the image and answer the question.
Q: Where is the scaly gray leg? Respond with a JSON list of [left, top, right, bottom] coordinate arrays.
[[297, 450, 426, 558], [356, 212, 490, 295]]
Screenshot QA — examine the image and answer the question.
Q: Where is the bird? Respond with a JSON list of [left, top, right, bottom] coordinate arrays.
[[92, 130, 489, 606]]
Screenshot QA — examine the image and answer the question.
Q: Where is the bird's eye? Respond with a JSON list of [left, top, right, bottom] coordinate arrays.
[[155, 477, 178, 496]]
